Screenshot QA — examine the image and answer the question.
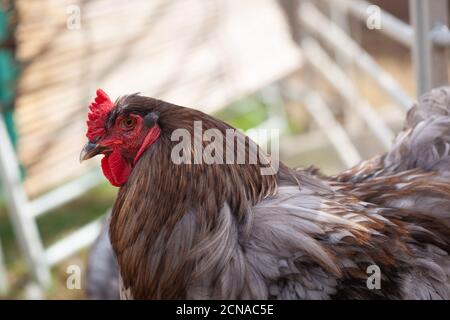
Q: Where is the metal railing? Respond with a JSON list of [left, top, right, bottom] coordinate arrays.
[[285, 0, 449, 167]]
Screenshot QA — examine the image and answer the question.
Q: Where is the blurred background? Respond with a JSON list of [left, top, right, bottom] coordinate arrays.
[[0, 0, 449, 299]]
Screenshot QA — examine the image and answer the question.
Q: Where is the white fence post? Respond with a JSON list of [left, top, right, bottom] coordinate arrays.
[[0, 117, 51, 288], [0, 237, 8, 295], [410, 0, 449, 96]]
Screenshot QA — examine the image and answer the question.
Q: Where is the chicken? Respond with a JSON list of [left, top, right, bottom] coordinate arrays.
[[80, 87, 450, 299]]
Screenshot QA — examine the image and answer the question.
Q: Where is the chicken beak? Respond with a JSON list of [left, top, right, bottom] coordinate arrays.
[[80, 141, 103, 162]]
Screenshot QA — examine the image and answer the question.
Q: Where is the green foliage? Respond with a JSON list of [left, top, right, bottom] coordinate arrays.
[[214, 95, 268, 130]]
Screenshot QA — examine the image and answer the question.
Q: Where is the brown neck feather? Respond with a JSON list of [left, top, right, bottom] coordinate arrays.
[[109, 108, 291, 298]]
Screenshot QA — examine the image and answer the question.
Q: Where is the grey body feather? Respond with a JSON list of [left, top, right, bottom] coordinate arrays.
[[86, 219, 120, 300]]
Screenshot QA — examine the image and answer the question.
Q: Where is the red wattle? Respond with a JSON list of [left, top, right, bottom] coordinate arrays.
[[101, 150, 132, 187], [133, 125, 161, 165]]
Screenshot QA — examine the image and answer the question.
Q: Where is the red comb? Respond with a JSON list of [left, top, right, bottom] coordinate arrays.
[[86, 89, 114, 140]]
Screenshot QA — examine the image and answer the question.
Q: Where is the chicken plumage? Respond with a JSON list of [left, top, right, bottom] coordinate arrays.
[[82, 87, 450, 299], [85, 216, 120, 300]]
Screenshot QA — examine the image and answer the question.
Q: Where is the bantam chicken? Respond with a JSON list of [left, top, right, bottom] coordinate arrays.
[[80, 87, 450, 300]]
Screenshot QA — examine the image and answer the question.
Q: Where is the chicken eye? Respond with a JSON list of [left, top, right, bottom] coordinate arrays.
[[120, 117, 136, 131]]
